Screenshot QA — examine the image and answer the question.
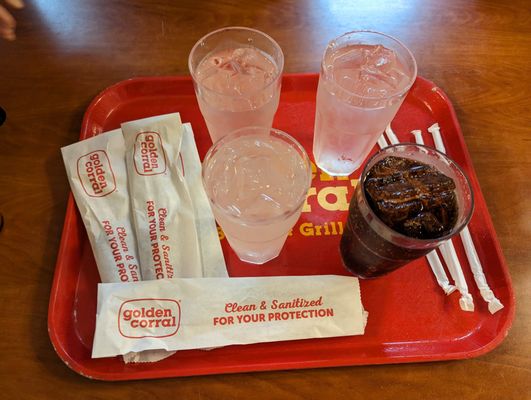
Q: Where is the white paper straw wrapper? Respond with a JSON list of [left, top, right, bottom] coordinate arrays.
[[411, 130, 424, 145], [122, 113, 203, 280], [61, 129, 141, 284], [427, 123, 446, 153], [438, 241, 474, 311], [410, 129, 457, 296], [377, 134, 389, 149], [460, 227, 504, 314], [422, 123, 473, 311], [384, 124, 399, 145], [426, 251, 457, 295], [428, 122, 503, 314], [92, 276, 367, 358], [180, 123, 228, 278]]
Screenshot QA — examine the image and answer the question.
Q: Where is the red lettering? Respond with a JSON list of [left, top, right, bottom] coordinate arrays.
[[140, 135, 159, 173]]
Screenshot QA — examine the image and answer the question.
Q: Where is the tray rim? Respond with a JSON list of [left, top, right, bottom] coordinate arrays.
[[48, 73, 516, 381]]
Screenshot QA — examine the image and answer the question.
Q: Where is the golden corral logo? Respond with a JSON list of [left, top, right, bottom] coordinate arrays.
[[76, 150, 116, 197], [118, 299, 180, 338], [133, 132, 167, 175]]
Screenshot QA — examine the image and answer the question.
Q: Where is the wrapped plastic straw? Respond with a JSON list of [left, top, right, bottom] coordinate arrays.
[[377, 134, 389, 149], [384, 124, 399, 145], [428, 123, 503, 314], [438, 242, 474, 311], [408, 123, 473, 311], [411, 129, 456, 295]]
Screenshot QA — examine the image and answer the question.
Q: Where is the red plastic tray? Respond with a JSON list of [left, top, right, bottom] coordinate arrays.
[[48, 74, 515, 380]]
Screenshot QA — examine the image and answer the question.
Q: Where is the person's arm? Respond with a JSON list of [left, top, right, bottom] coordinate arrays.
[[0, 0, 24, 41]]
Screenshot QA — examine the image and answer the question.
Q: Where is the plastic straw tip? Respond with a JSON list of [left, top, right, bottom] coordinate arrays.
[[488, 299, 504, 314], [459, 294, 475, 312], [428, 122, 440, 133], [443, 284, 457, 296]]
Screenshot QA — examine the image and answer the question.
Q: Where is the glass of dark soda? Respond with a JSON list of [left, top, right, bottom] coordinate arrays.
[[340, 143, 474, 278]]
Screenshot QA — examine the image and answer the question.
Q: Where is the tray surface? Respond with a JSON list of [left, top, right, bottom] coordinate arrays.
[[48, 74, 515, 380]]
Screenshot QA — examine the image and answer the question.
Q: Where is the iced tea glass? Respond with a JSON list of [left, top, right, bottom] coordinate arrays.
[[202, 126, 312, 264], [340, 144, 474, 278], [313, 31, 417, 176], [189, 27, 284, 143]]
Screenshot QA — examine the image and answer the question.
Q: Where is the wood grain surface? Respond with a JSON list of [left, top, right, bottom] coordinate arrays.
[[0, 0, 529, 398]]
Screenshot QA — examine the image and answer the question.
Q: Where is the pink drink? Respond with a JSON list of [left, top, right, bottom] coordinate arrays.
[[195, 47, 280, 142], [313, 32, 417, 176], [189, 28, 284, 143], [202, 127, 311, 264]]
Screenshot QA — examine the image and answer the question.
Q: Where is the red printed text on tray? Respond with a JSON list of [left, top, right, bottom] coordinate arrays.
[[216, 164, 358, 241]]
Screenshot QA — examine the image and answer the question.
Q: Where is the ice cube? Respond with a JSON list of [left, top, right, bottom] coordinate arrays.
[[403, 211, 446, 238], [364, 156, 458, 239], [334, 47, 366, 69], [368, 45, 397, 72], [361, 65, 399, 91]]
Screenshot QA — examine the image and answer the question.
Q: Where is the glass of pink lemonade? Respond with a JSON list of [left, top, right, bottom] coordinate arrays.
[[189, 27, 284, 143], [202, 127, 312, 264], [313, 31, 417, 176]]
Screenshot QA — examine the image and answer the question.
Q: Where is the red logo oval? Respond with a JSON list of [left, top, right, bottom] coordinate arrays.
[[76, 150, 116, 197], [133, 132, 168, 176], [118, 298, 181, 339]]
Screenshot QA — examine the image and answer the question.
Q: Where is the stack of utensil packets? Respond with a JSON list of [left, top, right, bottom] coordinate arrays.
[[62, 113, 367, 362]]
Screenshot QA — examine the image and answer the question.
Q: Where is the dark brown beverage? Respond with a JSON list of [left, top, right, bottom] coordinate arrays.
[[364, 156, 458, 239], [340, 144, 473, 279]]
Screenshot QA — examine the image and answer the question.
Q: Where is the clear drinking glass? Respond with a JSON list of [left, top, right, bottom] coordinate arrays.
[[189, 27, 284, 143], [202, 126, 312, 264], [313, 31, 417, 176], [340, 144, 474, 278]]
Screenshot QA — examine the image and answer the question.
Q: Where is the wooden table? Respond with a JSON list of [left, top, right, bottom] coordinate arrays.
[[0, 0, 529, 398]]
